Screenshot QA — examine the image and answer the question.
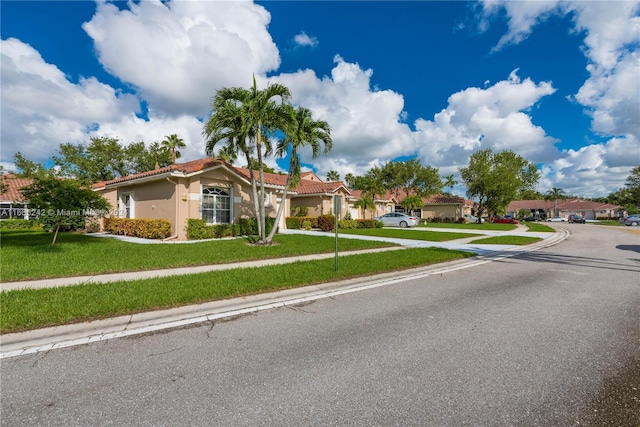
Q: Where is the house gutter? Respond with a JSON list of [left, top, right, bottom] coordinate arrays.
[[163, 177, 180, 241]]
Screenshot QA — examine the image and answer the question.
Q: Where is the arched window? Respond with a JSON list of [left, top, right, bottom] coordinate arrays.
[[202, 187, 231, 224]]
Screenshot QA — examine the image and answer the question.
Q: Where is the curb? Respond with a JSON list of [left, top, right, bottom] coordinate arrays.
[[0, 230, 568, 359]]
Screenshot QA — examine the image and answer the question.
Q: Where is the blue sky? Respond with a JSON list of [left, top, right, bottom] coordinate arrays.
[[1, 1, 639, 198]]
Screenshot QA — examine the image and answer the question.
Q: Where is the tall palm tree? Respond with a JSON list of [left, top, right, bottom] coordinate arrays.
[[544, 187, 567, 217], [203, 76, 292, 243], [161, 134, 186, 164], [344, 173, 355, 188], [326, 170, 340, 182], [268, 106, 332, 243], [444, 174, 457, 195]]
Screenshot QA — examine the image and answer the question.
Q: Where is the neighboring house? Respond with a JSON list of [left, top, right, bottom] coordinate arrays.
[[506, 199, 623, 220], [291, 172, 353, 218], [0, 174, 33, 219]]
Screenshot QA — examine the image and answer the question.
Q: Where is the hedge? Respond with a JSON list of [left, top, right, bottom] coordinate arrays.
[[186, 217, 276, 240], [0, 219, 44, 230], [103, 218, 172, 239]]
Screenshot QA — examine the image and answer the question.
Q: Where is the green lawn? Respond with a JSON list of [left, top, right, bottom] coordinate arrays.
[[469, 235, 543, 245], [524, 223, 555, 232], [420, 222, 517, 231], [338, 228, 482, 241], [1, 247, 474, 333], [0, 230, 397, 282]]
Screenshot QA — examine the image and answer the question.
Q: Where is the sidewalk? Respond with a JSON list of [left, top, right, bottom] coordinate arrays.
[[0, 227, 567, 358]]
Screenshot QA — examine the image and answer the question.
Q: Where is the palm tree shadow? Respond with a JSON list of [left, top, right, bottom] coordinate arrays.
[[502, 250, 640, 273]]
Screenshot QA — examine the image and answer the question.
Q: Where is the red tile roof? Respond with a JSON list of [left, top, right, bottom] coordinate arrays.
[[295, 181, 349, 195], [0, 174, 33, 202]]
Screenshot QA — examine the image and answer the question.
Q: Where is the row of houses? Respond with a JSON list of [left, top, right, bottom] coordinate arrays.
[[0, 157, 623, 239]]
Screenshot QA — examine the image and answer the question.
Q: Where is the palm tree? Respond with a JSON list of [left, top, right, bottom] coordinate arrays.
[[204, 76, 292, 243], [354, 195, 375, 219], [268, 106, 332, 243], [326, 170, 340, 182], [344, 173, 355, 188], [544, 187, 567, 217], [161, 134, 186, 163], [400, 195, 423, 216], [443, 174, 457, 195]]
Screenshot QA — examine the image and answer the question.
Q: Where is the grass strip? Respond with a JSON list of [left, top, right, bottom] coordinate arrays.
[[0, 230, 396, 282], [337, 228, 481, 241], [469, 236, 542, 245], [1, 247, 474, 333], [420, 223, 517, 231], [524, 223, 555, 232]]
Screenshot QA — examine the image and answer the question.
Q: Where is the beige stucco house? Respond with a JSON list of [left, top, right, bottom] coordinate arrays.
[[506, 199, 622, 220], [92, 158, 357, 240], [0, 174, 33, 219]]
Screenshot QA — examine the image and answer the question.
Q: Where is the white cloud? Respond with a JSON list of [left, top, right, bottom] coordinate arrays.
[[294, 31, 318, 48], [272, 56, 415, 178], [479, 0, 640, 197], [82, 0, 280, 117], [413, 70, 558, 168]]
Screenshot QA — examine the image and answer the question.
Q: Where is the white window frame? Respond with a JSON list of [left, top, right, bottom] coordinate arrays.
[[201, 186, 233, 224]]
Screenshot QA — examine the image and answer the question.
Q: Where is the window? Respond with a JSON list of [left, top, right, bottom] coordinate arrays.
[[202, 187, 231, 224]]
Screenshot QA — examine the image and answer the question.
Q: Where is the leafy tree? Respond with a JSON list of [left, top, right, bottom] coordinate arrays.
[[519, 189, 543, 200], [204, 76, 292, 243], [20, 174, 111, 244], [544, 187, 567, 217], [624, 165, 640, 209], [13, 152, 49, 178], [460, 149, 539, 220], [124, 141, 172, 172], [380, 159, 442, 199], [326, 170, 340, 182], [270, 106, 332, 242], [161, 134, 186, 163], [52, 136, 128, 183], [352, 165, 387, 215]]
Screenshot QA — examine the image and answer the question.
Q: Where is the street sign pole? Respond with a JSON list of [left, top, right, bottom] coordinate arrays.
[[334, 195, 341, 271]]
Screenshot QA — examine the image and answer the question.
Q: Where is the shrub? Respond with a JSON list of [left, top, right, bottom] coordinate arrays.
[[0, 219, 43, 230], [317, 214, 336, 232], [338, 219, 360, 229], [286, 217, 302, 230], [291, 206, 308, 217], [103, 218, 171, 239], [186, 217, 276, 240], [302, 220, 312, 230]]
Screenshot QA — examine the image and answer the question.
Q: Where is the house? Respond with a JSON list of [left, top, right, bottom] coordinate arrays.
[[348, 188, 466, 222], [92, 158, 358, 240], [506, 199, 622, 220], [0, 174, 33, 219]]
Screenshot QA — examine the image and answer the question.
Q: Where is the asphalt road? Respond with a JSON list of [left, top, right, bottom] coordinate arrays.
[[1, 224, 639, 426]]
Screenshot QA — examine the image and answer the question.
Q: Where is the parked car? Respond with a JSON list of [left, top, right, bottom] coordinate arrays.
[[521, 216, 538, 222], [624, 215, 640, 226], [568, 214, 586, 224], [491, 215, 519, 224], [463, 214, 485, 223], [374, 212, 419, 228], [546, 216, 567, 222]]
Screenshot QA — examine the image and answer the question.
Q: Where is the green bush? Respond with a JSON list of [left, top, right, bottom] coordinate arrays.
[[286, 217, 302, 229], [338, 219, 360, 229], [187, 217, 275, 240], [103, 218, 171, 239], [302, 220, 312, 230], [0, 219, 43, 230]]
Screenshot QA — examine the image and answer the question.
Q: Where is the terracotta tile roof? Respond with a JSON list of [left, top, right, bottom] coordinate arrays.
[[294, 181, 350, 195], [92, 157, 293, 189], [0, 174, 33, 202], [423, 194, 465, 204]]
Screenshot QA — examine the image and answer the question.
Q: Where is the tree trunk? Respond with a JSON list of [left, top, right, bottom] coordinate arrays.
[[266, 173, 292, 243], [244, 151, 262, 239], [256, 129, 266, 243], [51, 222, 61, 245]]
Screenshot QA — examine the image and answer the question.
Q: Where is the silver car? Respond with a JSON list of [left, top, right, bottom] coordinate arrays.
[[624, 215, 640, 226], [374, 212, 419, 228]]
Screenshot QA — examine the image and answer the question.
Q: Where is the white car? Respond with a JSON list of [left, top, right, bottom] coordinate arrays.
[[463, 214, 485, 223], [546, 217, 567, 222], [374, 212, 419, 228]]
